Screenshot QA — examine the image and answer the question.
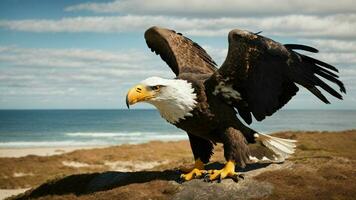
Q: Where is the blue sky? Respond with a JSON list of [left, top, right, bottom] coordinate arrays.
[[0, 0, 355, 109]]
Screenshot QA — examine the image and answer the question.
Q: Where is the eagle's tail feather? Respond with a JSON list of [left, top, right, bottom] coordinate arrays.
[[255, 133, 297, 160]]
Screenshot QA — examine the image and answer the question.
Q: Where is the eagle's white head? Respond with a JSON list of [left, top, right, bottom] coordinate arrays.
[[126, 77, 197, 123]]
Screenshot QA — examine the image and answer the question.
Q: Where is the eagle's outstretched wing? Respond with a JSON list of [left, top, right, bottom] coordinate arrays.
[[145, 26, 217, 76], [205, 29, 346, 124]]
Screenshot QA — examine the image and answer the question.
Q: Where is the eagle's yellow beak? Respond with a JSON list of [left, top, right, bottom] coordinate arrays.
[[126, 84, 154, 108]]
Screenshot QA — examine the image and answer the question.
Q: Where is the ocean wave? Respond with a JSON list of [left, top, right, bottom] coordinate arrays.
[[0, 140, 110, 148], [66, 131, 185, 138], [141, 134, 188, 140], [0, 133, 188, 148], [66, 132, 143, 137]]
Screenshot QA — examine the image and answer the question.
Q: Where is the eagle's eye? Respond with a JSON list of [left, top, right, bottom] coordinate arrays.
[[150, 85, 161, 91]]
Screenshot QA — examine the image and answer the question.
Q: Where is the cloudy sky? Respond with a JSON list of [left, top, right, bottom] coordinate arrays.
[[0, 0, 355, 109]]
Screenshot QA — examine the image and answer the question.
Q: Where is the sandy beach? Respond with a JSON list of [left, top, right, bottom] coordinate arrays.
[[1, 130, 355, 200], [0, 146, 109, 158]]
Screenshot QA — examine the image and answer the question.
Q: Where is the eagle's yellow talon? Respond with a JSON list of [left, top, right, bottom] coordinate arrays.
[[180, 168, 206, 181], [209, 160, 241, 181], [180, 159, 205, 181]]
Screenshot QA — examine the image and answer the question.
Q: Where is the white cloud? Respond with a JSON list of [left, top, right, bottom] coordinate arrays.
[[312, 52, 356, 66], [301, 39, 356, 53], [1, 42, 355, 100], [1, 14, 356, 39], [202, 45, 227, 64], [65, 0, 356, 17], [0, 46, 173, 101], [0, 46, 150, 68]]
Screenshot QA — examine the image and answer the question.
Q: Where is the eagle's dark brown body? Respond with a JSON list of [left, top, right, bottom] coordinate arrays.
[[175, 73, 253, 167]]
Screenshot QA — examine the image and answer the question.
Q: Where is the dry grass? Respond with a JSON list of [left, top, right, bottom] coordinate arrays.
[[255, 130, 356, 200], [1, 130, 356, 200], [0, 141, 193, 189]]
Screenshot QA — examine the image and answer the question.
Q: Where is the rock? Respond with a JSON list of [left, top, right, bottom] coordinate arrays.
[[173, 179, 273, 200]]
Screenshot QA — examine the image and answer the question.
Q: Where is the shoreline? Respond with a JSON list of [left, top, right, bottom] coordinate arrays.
[[0, 145, 110, 158], [0, 139, 189, 158]]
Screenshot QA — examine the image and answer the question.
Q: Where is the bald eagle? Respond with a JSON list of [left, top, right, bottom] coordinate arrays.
[[126, 26, 345, 181]]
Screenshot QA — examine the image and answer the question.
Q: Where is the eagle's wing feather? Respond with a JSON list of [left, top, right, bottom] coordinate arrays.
[[145, 26, 217, 76], [205, 29, 346, 124]]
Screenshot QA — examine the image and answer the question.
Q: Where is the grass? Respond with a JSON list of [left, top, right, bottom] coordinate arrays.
[[1, 130, 355, 200]]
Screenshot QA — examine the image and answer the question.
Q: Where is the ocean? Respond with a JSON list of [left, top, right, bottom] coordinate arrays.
[[0, 109, 355, 148]]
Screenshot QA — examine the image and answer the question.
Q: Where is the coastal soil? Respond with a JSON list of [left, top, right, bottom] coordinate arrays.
[[1, 130, 356, 200]]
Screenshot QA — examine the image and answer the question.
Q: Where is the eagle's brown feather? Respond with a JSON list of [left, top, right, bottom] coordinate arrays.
[[205, 29, 346, 123], [144, 26, 217, 76]]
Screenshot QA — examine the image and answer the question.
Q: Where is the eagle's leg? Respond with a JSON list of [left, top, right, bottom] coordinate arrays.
[[179, 158, 204, 173], [180, 133, 214, 181], [208, 127, 249, 182], [180, 158, 206, 181]]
